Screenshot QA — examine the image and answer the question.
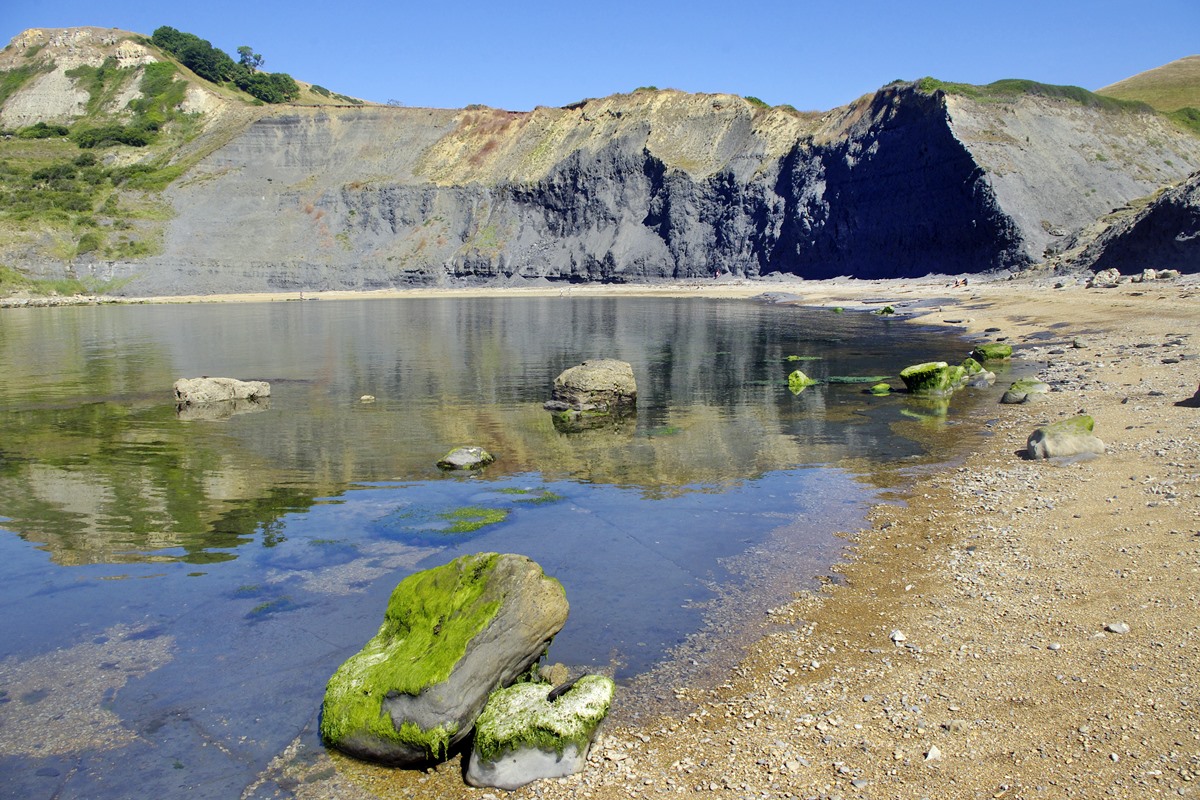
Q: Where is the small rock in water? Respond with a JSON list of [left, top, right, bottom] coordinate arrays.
[[1104, 622, 1131, 635], [359, 394, 376, 403]]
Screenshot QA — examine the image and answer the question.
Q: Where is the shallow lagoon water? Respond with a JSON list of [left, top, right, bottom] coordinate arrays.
[[0, 297, 997, 798]]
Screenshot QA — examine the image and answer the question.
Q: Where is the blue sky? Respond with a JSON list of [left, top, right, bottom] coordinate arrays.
[[2, 0, 1197, 112]]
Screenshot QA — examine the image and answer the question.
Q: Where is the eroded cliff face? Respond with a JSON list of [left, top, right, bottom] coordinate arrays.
[[4, 26, 1197, 293], [112, 84, 1198, 294], [1072, 170, 1200, 273]]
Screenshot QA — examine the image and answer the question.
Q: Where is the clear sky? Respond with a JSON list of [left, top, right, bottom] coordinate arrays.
[[2, 0, 1197, 112]]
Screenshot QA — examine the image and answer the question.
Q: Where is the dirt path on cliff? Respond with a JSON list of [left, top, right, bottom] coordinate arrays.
[[251, 274, 1200, 800]]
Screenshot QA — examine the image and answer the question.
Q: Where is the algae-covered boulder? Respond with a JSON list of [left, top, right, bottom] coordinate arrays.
[[320, 553, 569, 765], [437, 446, 495, 470], [1001, 378, 1051, 405], [551, 359, 637, 412], [466, 675, 615, 790], [1026, 415, 1106, 459], [870, 382, 892, 396], [899, 361, 956, 396], [971, 343, 1013, 362], [787, 370, 819, 393]]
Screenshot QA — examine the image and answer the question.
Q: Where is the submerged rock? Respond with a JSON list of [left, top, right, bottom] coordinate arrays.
[[320, 553, 569, 765], [466, 675, 615, 790], [437, 446, 495, 470], [173, 377, 270, 405], [1026, 414, 1106, 459]]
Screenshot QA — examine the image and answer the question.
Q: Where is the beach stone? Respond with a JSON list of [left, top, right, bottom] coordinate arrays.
[[466, 675, 615, 790], [550, 359, 637, 412], [320, 553, 569, 765], [1104, 622, 1130, 634], [899, 362, 955, 396], [173, 377, 270, 405], [970, 342, 1013, 362], [1088, 268, 1122, 288], [437, 445, 495, 470], [1001, 378, 1051, 405], [1026, 415, 1106, 459]]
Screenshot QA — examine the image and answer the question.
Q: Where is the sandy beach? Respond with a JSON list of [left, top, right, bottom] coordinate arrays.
[[42, 273, 1197, 800]]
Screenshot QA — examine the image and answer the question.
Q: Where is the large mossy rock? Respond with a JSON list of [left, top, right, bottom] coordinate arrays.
[[899, 361, 956, 396], [320, 553, 569, 765], [466, 675, 615, 790], [551, 359, 637, 412], [1026, 415, 1106, 459]]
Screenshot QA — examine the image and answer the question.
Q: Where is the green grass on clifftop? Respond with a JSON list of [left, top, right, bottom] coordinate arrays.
[[917, 77, 1153, 113]]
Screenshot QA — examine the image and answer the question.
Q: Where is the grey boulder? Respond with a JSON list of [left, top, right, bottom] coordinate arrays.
[[437, 446, 495, 470], [174, 377, 270, 405], [550, 359, 637, 412], [1026, 414, 1106, 459]]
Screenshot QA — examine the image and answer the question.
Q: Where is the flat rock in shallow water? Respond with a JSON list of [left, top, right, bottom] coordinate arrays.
[[437, 446, 495, 470], [173, 377, 270, 405]]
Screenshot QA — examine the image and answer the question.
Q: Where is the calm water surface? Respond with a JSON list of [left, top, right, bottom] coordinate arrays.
[[0, 297, 1000, 799]]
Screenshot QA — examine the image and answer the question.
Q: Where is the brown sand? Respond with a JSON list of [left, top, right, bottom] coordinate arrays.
[[247, 274, 1200, 799]]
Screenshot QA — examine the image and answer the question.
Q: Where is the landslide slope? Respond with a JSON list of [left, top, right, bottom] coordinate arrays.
[[2, 26, 1199, 295]]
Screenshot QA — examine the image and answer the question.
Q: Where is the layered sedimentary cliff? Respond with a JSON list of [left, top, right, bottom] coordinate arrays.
[[3, 28, 1199, 294], [124, 88, 1198, 294]]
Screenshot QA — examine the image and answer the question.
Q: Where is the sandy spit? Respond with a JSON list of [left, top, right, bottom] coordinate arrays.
[[207, 273, 1200, 799]]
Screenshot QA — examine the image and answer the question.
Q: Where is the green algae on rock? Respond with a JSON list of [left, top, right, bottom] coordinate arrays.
[[788, 370, 819, 394], [899, 361, 955, 395], [467, 675, 616, 790], [971, 342, 1013, 362], [320, 553, 569, 765]]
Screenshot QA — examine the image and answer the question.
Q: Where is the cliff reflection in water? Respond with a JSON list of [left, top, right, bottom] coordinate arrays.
[[0, 296, 969, 566]]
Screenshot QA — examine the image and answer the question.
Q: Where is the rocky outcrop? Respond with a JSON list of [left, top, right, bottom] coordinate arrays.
[[1075, 171, 1200, 274], [320, 553, 569, 765]]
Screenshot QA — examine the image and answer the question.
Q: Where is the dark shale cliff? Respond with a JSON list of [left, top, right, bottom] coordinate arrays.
[[3, 28, 1199, 294]]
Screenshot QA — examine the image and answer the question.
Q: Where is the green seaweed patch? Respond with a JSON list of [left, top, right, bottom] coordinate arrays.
[[876, 306, 895, 315], [830, 307, 845, 314], [246, 596, 301, 620], [498, 489, 564, 505], [440, 506, 509, 533], [646, 424, 683, 437], [826, 375, 890, 384], [320, 553, 502, 757], [473, 675, 615, 763], [784, 355, 822, 362]]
